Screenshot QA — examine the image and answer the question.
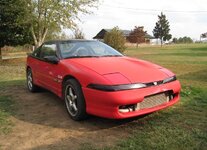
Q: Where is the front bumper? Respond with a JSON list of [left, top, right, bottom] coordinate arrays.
[[82, 80, 181, 119]]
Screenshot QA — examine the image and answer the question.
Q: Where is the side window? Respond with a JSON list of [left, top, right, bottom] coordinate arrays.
[[40, 43, 57, 59]]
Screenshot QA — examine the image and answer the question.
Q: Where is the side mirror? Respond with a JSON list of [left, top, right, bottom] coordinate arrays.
[[44, 56, 59, 64]]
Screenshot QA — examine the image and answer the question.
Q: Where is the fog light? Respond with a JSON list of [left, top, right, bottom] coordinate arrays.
[[119, 104, 137, 113]]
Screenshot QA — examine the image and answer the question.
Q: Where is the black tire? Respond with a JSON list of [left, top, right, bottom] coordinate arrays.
[[63, 79, 87, 121], [27, 68, 39, 92]]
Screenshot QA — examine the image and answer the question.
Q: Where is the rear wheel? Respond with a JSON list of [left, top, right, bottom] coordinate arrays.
[[63, 79, 87, 121], [27, 68, 39, 92]]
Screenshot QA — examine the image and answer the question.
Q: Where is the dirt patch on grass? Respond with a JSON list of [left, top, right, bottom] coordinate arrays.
[[0, 86, 139, 150]]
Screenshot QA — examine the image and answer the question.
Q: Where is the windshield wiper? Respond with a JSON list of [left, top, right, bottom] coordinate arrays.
[[101, 55, 122, 57]]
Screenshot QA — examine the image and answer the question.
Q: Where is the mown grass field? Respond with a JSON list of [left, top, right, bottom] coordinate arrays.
[[0, 44, 207, 149]]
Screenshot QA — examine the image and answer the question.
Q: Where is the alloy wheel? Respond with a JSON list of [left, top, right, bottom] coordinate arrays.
[[65, 85, 78, 116]]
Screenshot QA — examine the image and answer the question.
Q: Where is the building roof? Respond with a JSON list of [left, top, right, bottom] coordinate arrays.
[[104, 29, 131, 36], [144, 33, 154, 39]]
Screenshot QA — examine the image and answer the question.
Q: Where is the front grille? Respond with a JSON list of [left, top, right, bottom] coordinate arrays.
[[137, 92, 171, 110], [118, 91, 174, 113]]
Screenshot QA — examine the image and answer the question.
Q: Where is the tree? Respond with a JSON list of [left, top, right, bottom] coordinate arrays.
[[200, 33, 207, 41], [27, 0, 98, 47], [46, 31, 71, 40], [73, 28, 85, 39], [104, 27, 126, 53], [56, 32, 71, 40], [127, 26, 146, 47], [0, 0, 32, 59], [201, 33, 207, 38], [153, 12, 172, 46]]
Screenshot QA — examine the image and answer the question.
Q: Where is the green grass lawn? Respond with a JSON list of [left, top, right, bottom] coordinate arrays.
[[0, 96, 15, 135], [0, 43, 207, 149], [107, 44, 207, 150], [109, 44, 207, 150], [0, 58, 24, 135]]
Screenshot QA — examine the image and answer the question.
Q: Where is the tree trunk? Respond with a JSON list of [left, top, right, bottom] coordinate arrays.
[[31, 27, 38, 48], [161, 38, 163, 47], [41, 28, 48, 45], [31, 26, 48, 48]]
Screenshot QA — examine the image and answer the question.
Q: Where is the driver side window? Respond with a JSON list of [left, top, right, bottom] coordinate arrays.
[[40, 43, 57, 59]]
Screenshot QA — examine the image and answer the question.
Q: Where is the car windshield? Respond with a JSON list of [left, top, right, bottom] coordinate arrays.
[[59, 41, 123, 59]]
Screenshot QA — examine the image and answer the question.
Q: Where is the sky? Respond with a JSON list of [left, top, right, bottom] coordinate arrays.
[[69, 0, 207, 40]]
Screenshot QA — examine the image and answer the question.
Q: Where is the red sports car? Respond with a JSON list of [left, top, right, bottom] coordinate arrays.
[[26, 40, 181, 120]]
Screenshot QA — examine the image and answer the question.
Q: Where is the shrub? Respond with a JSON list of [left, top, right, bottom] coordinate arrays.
[[104, 27, 126, 53]]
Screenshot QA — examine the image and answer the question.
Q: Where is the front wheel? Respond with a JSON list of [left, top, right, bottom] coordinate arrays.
[[63, 79, 87, 121]]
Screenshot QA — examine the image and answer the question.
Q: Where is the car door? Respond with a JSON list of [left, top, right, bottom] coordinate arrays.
[[29, 47, 42, 85], [37, 42, 61, 93]]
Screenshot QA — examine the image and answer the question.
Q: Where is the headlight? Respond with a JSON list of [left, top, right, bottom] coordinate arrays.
[[87, 83, 146, 91], [163, 76, 177, 84]]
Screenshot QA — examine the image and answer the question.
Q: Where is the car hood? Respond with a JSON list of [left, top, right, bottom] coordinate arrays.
[[64, 56, 174, 84]]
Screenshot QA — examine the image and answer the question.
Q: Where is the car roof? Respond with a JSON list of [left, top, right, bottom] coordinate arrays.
[[44, 39, 97, 44]]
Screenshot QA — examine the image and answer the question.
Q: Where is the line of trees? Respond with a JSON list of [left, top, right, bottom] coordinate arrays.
[[119, 12, 172, 48], [1, 1, 203, 59], [103, 12, 172, 51], [172, 37, 193, 44]]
